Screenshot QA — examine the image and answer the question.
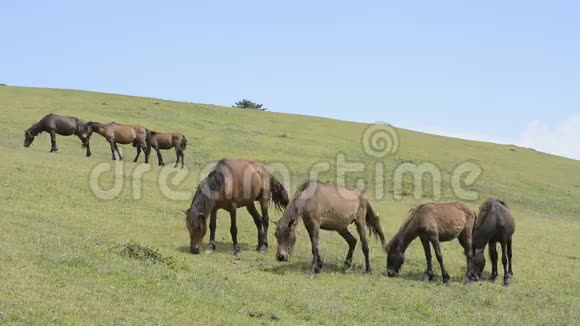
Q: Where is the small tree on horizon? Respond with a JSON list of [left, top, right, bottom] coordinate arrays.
[[232, 99, 267, 111]]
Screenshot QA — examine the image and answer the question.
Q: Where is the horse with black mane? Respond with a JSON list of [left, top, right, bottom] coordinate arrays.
[[471, 198, 516, 286], [386, 202, 476, 284], [185, 159, 289, 256], [275, 180, 386, 275], [81, 122, 152, 163], [24, 113, 91, 156]]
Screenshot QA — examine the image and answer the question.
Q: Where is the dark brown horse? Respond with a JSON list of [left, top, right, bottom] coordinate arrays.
[[185, 159, 289, 256], [471, 198, 516, 286], [386, 202, 476, 284], [81, 122, 151, 163], [24, 113, 91, 156], [275, 180, 386, 275], [150, 131, 187, 168]]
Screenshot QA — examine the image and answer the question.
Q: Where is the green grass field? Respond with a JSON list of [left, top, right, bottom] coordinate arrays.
[[1, 86, 579, 325]]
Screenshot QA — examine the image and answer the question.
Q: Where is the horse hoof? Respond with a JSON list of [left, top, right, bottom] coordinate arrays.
[[233, 245, 241, 258], [504, 278, 512, 287], [207, 243, 216, 253], [422, 273, 434, 282], [443, 280, 451, 286]]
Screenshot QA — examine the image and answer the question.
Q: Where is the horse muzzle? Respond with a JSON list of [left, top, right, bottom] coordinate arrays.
[[387, 269, 400, 278], [191, 247, 201, 255], [276, 253, 289, 262]]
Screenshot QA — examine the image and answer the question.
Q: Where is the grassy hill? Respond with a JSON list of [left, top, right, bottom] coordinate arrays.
[[0, 86, 579, 325]]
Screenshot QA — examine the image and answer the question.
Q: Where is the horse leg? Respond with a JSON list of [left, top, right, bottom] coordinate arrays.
[[114, 143, 124, 160], [155, 146, 165, 166], [173, 147, 179, 168], [420, 237, 434, 281], [133, 146, 141, 162], [49, 130, 57, 152], [259, 200, 270, 249], [489, 241, 499, 282], [247, 204, 265, 253], [305, 222, 322, 275], [338, 229, 357, 270], [108, 139, 117, 160], [354, 221, 372, 274], [229, 208, 241, 257], [431, 238, 451, 284], [180, 149, 185, 169], [501, 240, 510, 286], [207, 209, 217, 253], [141, 143, 149, 164], [507, 237, 514, 277], [458, 230, 474, 284]]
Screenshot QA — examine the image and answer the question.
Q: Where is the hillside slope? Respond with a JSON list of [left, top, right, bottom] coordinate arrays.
[[0, 86, 579, 325]]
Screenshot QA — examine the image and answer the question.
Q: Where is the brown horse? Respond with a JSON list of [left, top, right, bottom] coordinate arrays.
[[24, 113, 91, 156], [275, 180, 386, 275], [386, 202, 476, 284], [81, 122, 151, 163], [150, 131, 187, 168], [471, 198, 516, 286], [185, 159, 289, 256]]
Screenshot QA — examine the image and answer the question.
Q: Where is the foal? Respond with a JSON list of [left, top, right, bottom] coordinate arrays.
[[275, 180, 386, 275], [24, 113, 91, 156], [386, 202, 476, 284], [471, 198, 516, 286]]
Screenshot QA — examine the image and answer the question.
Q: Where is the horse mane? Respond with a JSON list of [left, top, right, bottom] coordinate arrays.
[[296, 179, 325, 193], [387, 204, 423, 251], [27, 114, 52, 135], [186, 161, 228, 228]]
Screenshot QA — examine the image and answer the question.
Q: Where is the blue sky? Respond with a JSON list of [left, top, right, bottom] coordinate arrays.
[[2, 1, 579, 159]]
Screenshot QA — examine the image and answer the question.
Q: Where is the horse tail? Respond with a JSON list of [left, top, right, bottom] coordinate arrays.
[[364, 200, 387, 249], [270, 176, 289, 212], [181, 135, 187, 150]]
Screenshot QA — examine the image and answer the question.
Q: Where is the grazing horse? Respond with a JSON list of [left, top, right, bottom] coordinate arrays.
[[275, 180, 386, 275], [81, 122, 151, 163], [386, 202, 476, 284], [150, 131, 187, 168], [24, 113, 91, 156], [471, 198, 516, 286], [185, 159, 289, 256]]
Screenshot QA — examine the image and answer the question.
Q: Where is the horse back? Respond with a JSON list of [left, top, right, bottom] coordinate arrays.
[[298, 182, 363, 226], [215, 159, 269, 207], [45, 114, 80, 136], [416, 202, 474, 240]]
